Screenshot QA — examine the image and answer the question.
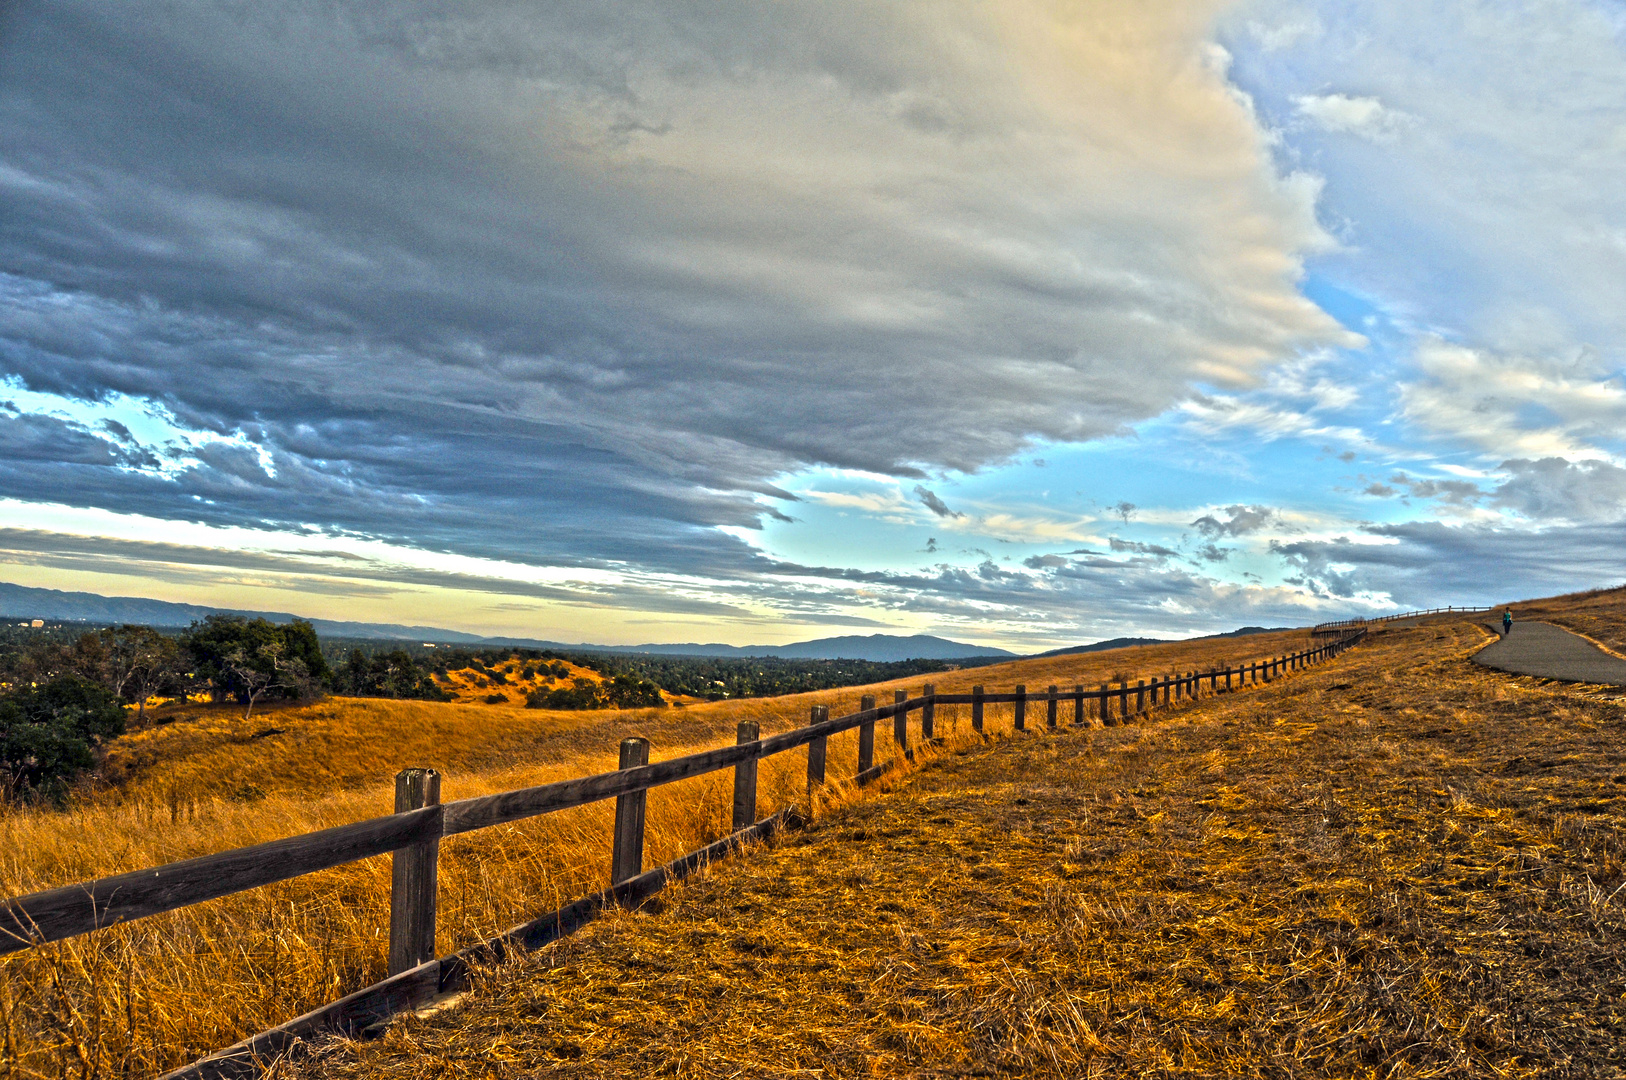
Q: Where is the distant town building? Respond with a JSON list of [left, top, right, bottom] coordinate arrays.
[[30, 619, 43, 628]]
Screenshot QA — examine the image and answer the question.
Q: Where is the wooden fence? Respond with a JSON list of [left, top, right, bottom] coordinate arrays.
[[2, 630, 1365, 1079], [1312, 605, 1492, 634]]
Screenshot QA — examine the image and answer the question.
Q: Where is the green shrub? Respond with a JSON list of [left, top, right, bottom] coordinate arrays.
[[0, 675, 127, 799]]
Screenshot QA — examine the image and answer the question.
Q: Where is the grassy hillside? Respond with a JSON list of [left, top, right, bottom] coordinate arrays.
[[296, 614, 1626, 1079], [1, 627, 1320, 1075], [16, 607, 1626, 1076]]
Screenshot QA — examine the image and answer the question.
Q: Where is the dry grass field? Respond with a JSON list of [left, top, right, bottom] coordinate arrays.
[[287, 611, 1626, 1079], [1, 628, 1318, 1076], [430, 655, 610, 707]]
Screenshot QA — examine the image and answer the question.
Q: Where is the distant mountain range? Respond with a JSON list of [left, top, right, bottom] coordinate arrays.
[[1032, 625, 1294, 658], [0, 581, 1295, 662], [609, 634, 1014, 661], [0, 582, 1012, 661]]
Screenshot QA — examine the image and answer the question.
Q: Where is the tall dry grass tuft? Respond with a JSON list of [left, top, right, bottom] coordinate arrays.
[[1, 628, 1320, 1076]]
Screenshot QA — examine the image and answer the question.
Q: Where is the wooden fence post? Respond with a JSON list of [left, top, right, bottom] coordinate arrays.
[[1047, 685, 1059, 730], [1136, 680, 1145, 714], [858, 695, 876, 774], [894, 690, 911, 760], [611, 739, 649, 887], [971, 686, 984, 736], [1074, 684, 1085, 726], [1119, 681, 1129, 719], [732, 721, 760, 832], [388, 768, 441, 976], [1014, 685, 1026, 731], [807, 706, 828, 796], [1099, 683, 1110, 726], [922, 684, 935, 742]]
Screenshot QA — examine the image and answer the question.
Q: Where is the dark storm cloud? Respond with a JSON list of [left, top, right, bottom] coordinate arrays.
[[0, 2, 1344, 583]]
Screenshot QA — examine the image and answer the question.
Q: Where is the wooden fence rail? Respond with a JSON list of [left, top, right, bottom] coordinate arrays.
[[0, 629, 1365, 1078]]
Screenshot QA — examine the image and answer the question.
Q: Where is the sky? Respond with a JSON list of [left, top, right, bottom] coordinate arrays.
[[1, 0, 1624, 652]]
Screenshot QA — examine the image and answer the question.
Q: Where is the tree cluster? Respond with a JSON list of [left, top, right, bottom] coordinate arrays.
[[331, 648, 451, 701], [525, 673, 665, 711], [184, 615, 331, 718], [0, 615, 333, 800], [570, 653, 998, 701]]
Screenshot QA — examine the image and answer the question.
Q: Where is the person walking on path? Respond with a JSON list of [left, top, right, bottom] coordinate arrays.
[[1503, 609, 1513, 636]]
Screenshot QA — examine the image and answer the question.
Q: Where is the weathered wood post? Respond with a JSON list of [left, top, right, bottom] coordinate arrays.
[[732, 721, 760, 832], [807, 705, 828, 796], [1119, 681, 1129, 719], [1226, 668, 1233, 691], [858, 694, 876, 775], [1014, 685, 1026, 731], [611, 738, 649, 887], [1099, 683, 1110, 726], [894, 690, 911, 760], [1047, 685, 1059, 730], [922, 684, 935, 742], [1136, 679, 1146, 714], [1074, 684, 1085, 726], [971, 685, 984, 736], [389, 768, 441, 975]]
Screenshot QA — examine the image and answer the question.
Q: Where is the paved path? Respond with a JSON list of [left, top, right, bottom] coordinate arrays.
[[1473, 621, 1626, 685]]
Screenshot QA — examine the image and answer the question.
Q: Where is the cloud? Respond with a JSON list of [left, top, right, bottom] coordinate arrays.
[[913, 485, 964, 520], [1271, 520, 1626, 609], [1371, 472, 1485, 506], [0, 0, 1353, 584], [1293, 93, 1416, 142], [1191, 504, 1278, 538], [1492, 457, 1626, 522], [1230, 1, 1626, 366], [1397, 337, 1626, 461], [1246, 16, 1322, 52], [1107, 537, 1179, 559]]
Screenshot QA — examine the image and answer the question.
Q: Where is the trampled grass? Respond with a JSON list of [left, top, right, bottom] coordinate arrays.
[[286, 616, 1626, 1079], [1, 629, 1320, 1076]]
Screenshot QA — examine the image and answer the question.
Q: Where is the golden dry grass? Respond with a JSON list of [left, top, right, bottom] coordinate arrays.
[[1, 630, 1317, 1077], [286, 617, 1626, 1079], [431, 655, 607, 707]]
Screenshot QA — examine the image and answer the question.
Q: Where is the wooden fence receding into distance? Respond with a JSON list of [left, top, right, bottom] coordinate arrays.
[[2, 630, 1368, 1079]]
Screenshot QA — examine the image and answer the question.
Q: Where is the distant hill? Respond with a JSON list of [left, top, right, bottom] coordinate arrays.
[[1032, 625, 1296, 659], [0, 582, 1013, 661], [631, 634, 1015, 661], [1033, 636, 1167, 658]]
